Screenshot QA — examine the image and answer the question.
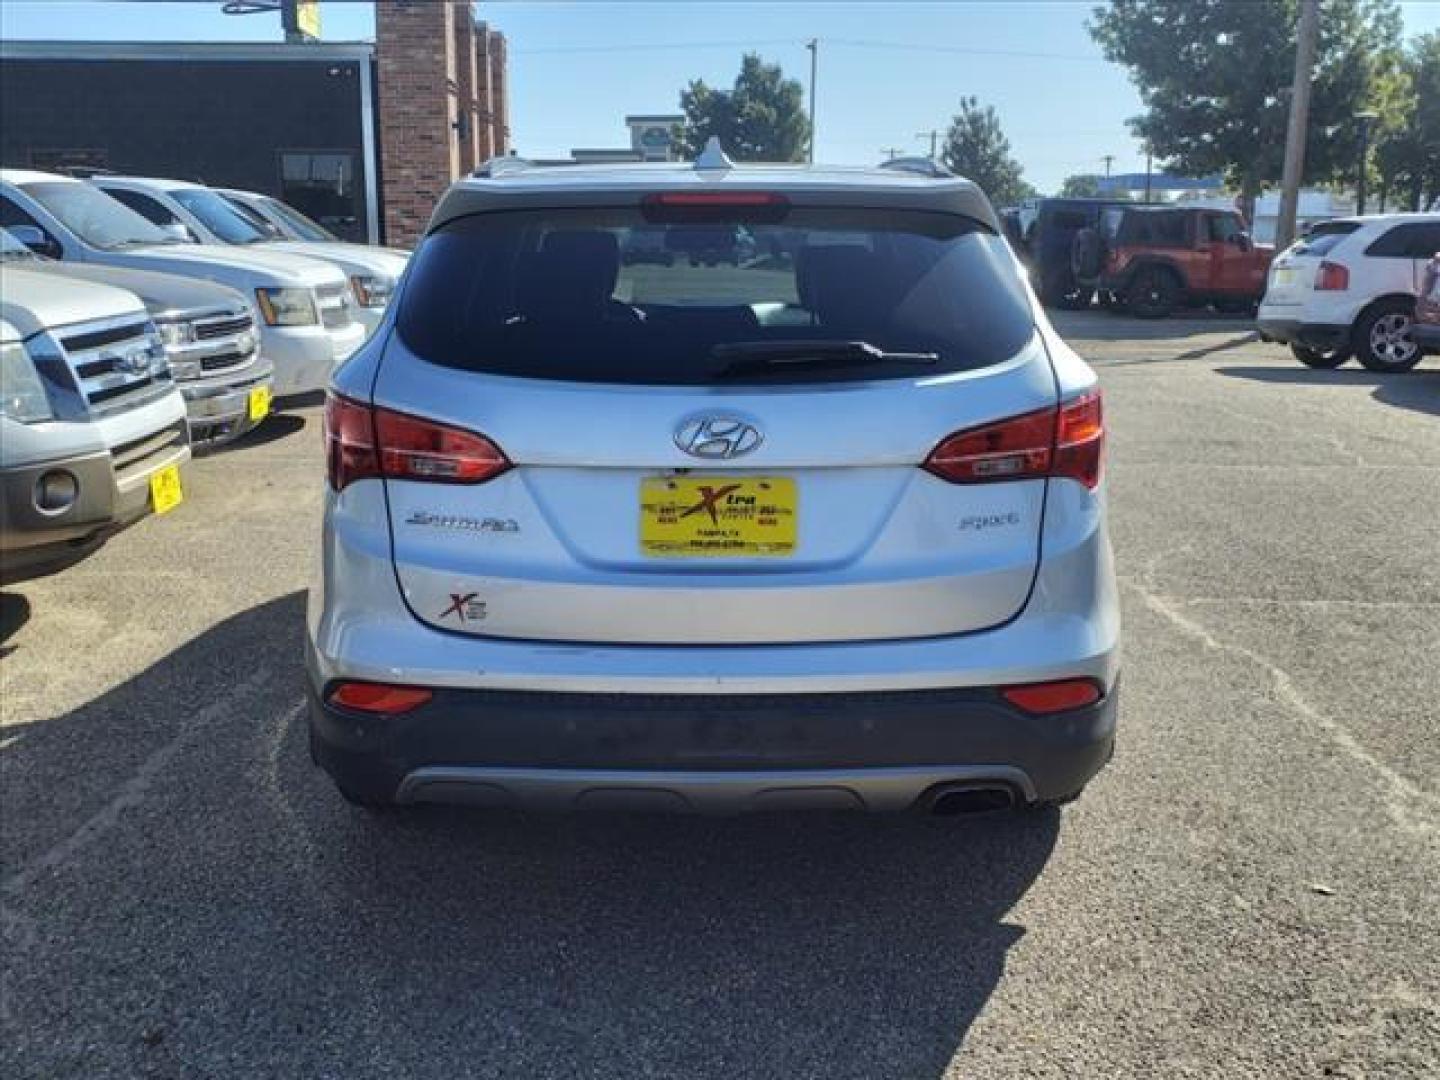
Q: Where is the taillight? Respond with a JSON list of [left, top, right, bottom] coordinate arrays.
[[1315, 261, 1349, 291], [324, 391, 510, 491], [641, 191, 789, 223], [1000, 678, 1103, 714], [327, 681, 432, 715], [923, 390, 1104, 490]]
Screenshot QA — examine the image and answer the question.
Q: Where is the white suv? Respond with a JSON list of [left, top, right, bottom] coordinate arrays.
[[1259, 213, 1440, 372], [307, 150, 1120, 815]]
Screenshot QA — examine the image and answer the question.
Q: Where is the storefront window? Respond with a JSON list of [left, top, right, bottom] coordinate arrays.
[[278, 151, 359, 240]]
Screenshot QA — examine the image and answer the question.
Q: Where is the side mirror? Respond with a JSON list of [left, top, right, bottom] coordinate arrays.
[[162, 220, 198, 243], [9, 224, 61, 259], [1233, 233, 1253, 252]]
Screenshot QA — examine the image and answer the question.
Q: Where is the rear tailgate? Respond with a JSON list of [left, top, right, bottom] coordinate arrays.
[[375, 339, 1057, 645]]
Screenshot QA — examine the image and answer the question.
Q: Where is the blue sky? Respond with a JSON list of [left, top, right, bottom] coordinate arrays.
[[4, 0, 1440, 192]]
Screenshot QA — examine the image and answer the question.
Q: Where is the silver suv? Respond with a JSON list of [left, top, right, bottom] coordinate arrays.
[[307, 149, 1120, 814]]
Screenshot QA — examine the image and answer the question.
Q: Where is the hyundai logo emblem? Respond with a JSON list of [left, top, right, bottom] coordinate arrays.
[[674, 415, 763, 459]]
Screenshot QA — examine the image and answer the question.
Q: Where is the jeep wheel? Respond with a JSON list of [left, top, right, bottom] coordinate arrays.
[[1291, 344, 1350, 369], [1354, 300, 1423, 373], [1125, 267, 1180, 318]]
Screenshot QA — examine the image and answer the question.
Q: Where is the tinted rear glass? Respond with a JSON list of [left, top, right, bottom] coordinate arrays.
[[1296, 221, 1360, 256], [396, 207, 1034, 385]]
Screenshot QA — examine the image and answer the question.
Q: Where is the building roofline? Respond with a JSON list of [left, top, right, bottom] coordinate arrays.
[[0, 39, 376, 63]]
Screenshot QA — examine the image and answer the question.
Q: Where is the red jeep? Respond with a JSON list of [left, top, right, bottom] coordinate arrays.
[[1072, 206, 1274, 317]]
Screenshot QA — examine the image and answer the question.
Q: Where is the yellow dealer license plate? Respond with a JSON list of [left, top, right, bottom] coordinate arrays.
[[150, 465, 183, 515], [640, 477, 796, 557], [248, 385, 272, 423]]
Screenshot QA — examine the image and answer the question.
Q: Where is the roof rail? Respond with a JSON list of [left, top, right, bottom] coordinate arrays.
[[878, 157, 955, 179]]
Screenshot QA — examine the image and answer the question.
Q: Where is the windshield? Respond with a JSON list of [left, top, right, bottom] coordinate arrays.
[[261, 197, 337, 242], [20, 181, 177, 250], [0, 228, 39, 261], [170, 187, 272, 244], [398, 206, 1034, 386]]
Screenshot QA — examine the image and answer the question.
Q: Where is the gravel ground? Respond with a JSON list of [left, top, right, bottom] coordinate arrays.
[[2, 313, 1437, 1079]]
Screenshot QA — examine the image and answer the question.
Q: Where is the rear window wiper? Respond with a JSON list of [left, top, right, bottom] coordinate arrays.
[[711, 340, 939, 376]]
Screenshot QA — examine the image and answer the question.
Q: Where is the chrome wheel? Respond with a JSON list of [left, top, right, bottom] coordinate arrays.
[[1368, 312, 1418, 366]]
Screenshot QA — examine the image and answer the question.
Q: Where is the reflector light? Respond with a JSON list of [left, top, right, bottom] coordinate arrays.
[[923, 390, 1104, 490], [1000, 679, 1103, 714], [324, 392, 510, 491], [328, 681, 433, 715], [1315, 261, 1350, 291]]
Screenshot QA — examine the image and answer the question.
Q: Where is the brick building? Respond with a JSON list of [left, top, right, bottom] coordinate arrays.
[[0, 0, 509, 247]]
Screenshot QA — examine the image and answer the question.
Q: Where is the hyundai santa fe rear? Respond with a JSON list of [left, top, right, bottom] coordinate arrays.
[[307, 154, 1120, 814]]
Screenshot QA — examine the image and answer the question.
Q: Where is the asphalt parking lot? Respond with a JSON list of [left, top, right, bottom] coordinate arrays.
[[2, 312, 1437, 1079]]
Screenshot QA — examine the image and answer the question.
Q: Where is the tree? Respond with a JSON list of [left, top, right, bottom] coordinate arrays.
[[1374, 33, 1440, 210], [940, 97, 1034, 207], [675, 54, 810, 162], [1090, 0, 1403, 221], [1060, 174, 1105, 197]]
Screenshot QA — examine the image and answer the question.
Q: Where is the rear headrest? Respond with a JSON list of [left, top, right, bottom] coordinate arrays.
[[796, 245, 886, 329], [516, 230, 621, 319]]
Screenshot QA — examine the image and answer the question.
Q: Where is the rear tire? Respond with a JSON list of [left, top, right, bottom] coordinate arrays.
[[1291, 343, 1350, 369], [1353, 299, 1423, 373], [1125, 267, 1180, 318]]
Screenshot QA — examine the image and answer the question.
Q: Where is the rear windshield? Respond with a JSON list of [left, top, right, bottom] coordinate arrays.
[[396, 206, 1034, 385], [1295, 221, 1360, 257]]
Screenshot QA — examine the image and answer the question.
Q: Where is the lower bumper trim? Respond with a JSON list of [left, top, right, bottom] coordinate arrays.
[[396, 764, 1038, 814]]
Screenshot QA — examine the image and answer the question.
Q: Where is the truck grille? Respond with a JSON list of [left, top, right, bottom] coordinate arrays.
[[194, 314, 252, 341], [315, 283, 353, 331], [59, 316, 174, 418], [199, 351, 251, 373]]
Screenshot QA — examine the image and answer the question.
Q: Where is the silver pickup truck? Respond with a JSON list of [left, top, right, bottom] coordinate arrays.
[[1, 267, 190, 583], [1, 170, 364, 397], [2, 228, 273, 445]]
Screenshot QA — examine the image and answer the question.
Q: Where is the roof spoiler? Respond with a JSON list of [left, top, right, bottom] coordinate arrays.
[[878, 157, 955, 179]]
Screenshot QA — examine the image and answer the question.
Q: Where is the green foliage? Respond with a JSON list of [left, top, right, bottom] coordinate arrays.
[[1061, 174, 1105, 197], [1090, 0, 1404, 209], [940, 97, 1035, 207], [1374, 33, 1440, 209], [676, 54, 811, 163]]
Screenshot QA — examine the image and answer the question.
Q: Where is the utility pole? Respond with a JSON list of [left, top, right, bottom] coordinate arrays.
[[1355, 110, 1378, 215], [1276, 0, 1320, 251], [1144, 147, 1153, 204], [806, 38, 818, 165], [1101, 154, 1115, 177], [916, 130, 939, 160]]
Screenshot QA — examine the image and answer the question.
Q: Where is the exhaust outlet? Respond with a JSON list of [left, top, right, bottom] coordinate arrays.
[[926, 783, 1017, 816]]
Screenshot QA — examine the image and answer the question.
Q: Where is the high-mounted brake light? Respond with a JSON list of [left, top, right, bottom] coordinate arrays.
[[641, 190, 790, 223], [1315, 260, 1350, 291], [327, 681, 433, 715], [1001, 679, 1103, 715], [324, 392, 510, 491], [647, 191, 788, 206], [923, 390, 1104, 490]]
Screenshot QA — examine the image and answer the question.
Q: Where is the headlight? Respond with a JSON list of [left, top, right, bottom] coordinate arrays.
[[255, 287, 318, 327], [156, 320, 196, 347], [350, 274, 395, 309], [0, 340, 54, 423]]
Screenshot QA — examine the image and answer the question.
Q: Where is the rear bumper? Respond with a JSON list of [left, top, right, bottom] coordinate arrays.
[[309, 679, 1118, 810], [1256, 318, 1350, 351]]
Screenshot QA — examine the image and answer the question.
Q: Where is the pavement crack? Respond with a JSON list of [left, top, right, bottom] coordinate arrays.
[[1120, 579, 1440, 840]]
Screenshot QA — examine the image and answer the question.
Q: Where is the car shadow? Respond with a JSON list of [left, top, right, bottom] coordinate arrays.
[[223, 411, 310, 451], [1, 591, 1061, 1079], [1217, 364, 1440, 418], [0, 590, 31, 659], [1049, 308, 1258, 342]]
